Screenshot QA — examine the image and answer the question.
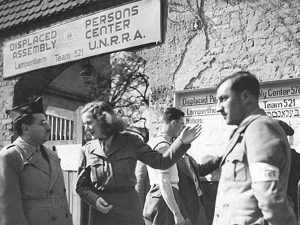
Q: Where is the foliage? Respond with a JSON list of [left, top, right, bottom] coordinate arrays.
[[96, 51, 149, 127]]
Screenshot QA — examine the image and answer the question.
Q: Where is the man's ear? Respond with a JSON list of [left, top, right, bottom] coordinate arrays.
[[240, 90, 250, 101], [240, 90, 254, 106], [21, 123, 29, 134], [170, 120, 176, 127]]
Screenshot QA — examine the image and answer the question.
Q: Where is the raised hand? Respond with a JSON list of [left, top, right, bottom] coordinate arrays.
[[178, 124, 202, 144]]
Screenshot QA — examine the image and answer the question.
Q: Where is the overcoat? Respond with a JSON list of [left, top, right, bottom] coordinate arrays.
[[287, 148, 300, 218], [0, 137, 73, 225], [76, 131, 190, 225], [213, 111, 297, 225]]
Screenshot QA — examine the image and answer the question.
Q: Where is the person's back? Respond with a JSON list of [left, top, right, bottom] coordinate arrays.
[[275, 120, 299, 220], [288, 148, 300, 218]]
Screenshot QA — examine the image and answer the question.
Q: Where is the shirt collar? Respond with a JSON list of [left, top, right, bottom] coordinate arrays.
[[238, 108, 266, 131], [156, 131, 173, 143]]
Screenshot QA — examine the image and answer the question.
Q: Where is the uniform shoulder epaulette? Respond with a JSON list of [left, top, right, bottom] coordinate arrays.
[[6, 144, 16, 149], [0, 144, 17, 154]]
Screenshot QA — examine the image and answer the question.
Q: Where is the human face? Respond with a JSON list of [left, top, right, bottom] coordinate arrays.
[[25, 114, 51, 146], [82, 111, 106, 140], [172, 117, 185, 137], [216, 79, 246, 126]]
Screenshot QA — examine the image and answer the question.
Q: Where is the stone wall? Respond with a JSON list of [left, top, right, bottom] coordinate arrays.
[[136, 0, 300, 133]]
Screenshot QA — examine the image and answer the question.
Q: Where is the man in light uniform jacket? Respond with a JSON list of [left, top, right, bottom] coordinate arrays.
[[213, 71, 297, 225], [0, 97, 73, 225]]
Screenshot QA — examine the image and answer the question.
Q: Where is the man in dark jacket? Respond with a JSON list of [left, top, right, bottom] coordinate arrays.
[[288, 148, 300, 219], [177, 154, 221, 225]]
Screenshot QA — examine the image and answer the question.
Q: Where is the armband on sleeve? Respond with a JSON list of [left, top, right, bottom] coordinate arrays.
[[249, 162, 279, 182]]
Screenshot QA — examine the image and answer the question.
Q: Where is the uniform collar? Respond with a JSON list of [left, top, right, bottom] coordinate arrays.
[[220, 108, 266, 167], [235, 108, 266, 134], [14, 137, 37, 159], [90, 135, 120, 157], [14, 137, 50, 175]]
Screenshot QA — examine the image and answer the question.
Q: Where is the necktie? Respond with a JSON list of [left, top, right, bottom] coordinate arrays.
[[37, 146, 49, 163]]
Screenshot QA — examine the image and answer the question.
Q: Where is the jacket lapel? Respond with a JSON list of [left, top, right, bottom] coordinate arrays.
[[15, 138, 50, 175], [220, 114, 263, 167], [219, 132, 242, 167], [178, 158, 191, 177], [189, 156, 202, 179], [90, 139, 109, 158], [178, 157, 194, 180]]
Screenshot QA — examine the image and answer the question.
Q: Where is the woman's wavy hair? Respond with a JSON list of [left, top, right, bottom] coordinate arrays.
[[126, 126, 149, 143], [81, 101, 126, 137]]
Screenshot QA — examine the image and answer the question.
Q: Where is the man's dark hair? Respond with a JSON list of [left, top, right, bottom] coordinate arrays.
[[163, 107, 185, 123], [218, 71, 260, 98], [13, 114, 35, 136]]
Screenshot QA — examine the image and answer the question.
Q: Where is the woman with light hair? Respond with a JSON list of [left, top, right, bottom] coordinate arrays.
[[76, 100, 201, 225]]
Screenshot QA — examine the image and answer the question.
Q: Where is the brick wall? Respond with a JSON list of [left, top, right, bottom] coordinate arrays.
[[0, 40, 17, 148]]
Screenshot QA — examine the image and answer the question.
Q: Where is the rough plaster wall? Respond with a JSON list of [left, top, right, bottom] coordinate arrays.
[[177, 0, 300, 90], [137, 0, 300, 133]]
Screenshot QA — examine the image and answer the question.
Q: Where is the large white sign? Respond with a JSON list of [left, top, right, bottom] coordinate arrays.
[[175, 79, 300, 180], [3, 0, 161, 78]]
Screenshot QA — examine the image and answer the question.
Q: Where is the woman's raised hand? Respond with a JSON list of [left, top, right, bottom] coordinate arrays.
[[178, 124, 202, 144]]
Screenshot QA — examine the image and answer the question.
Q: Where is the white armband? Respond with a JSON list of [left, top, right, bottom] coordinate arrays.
[[249, 162, 279, 182]]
